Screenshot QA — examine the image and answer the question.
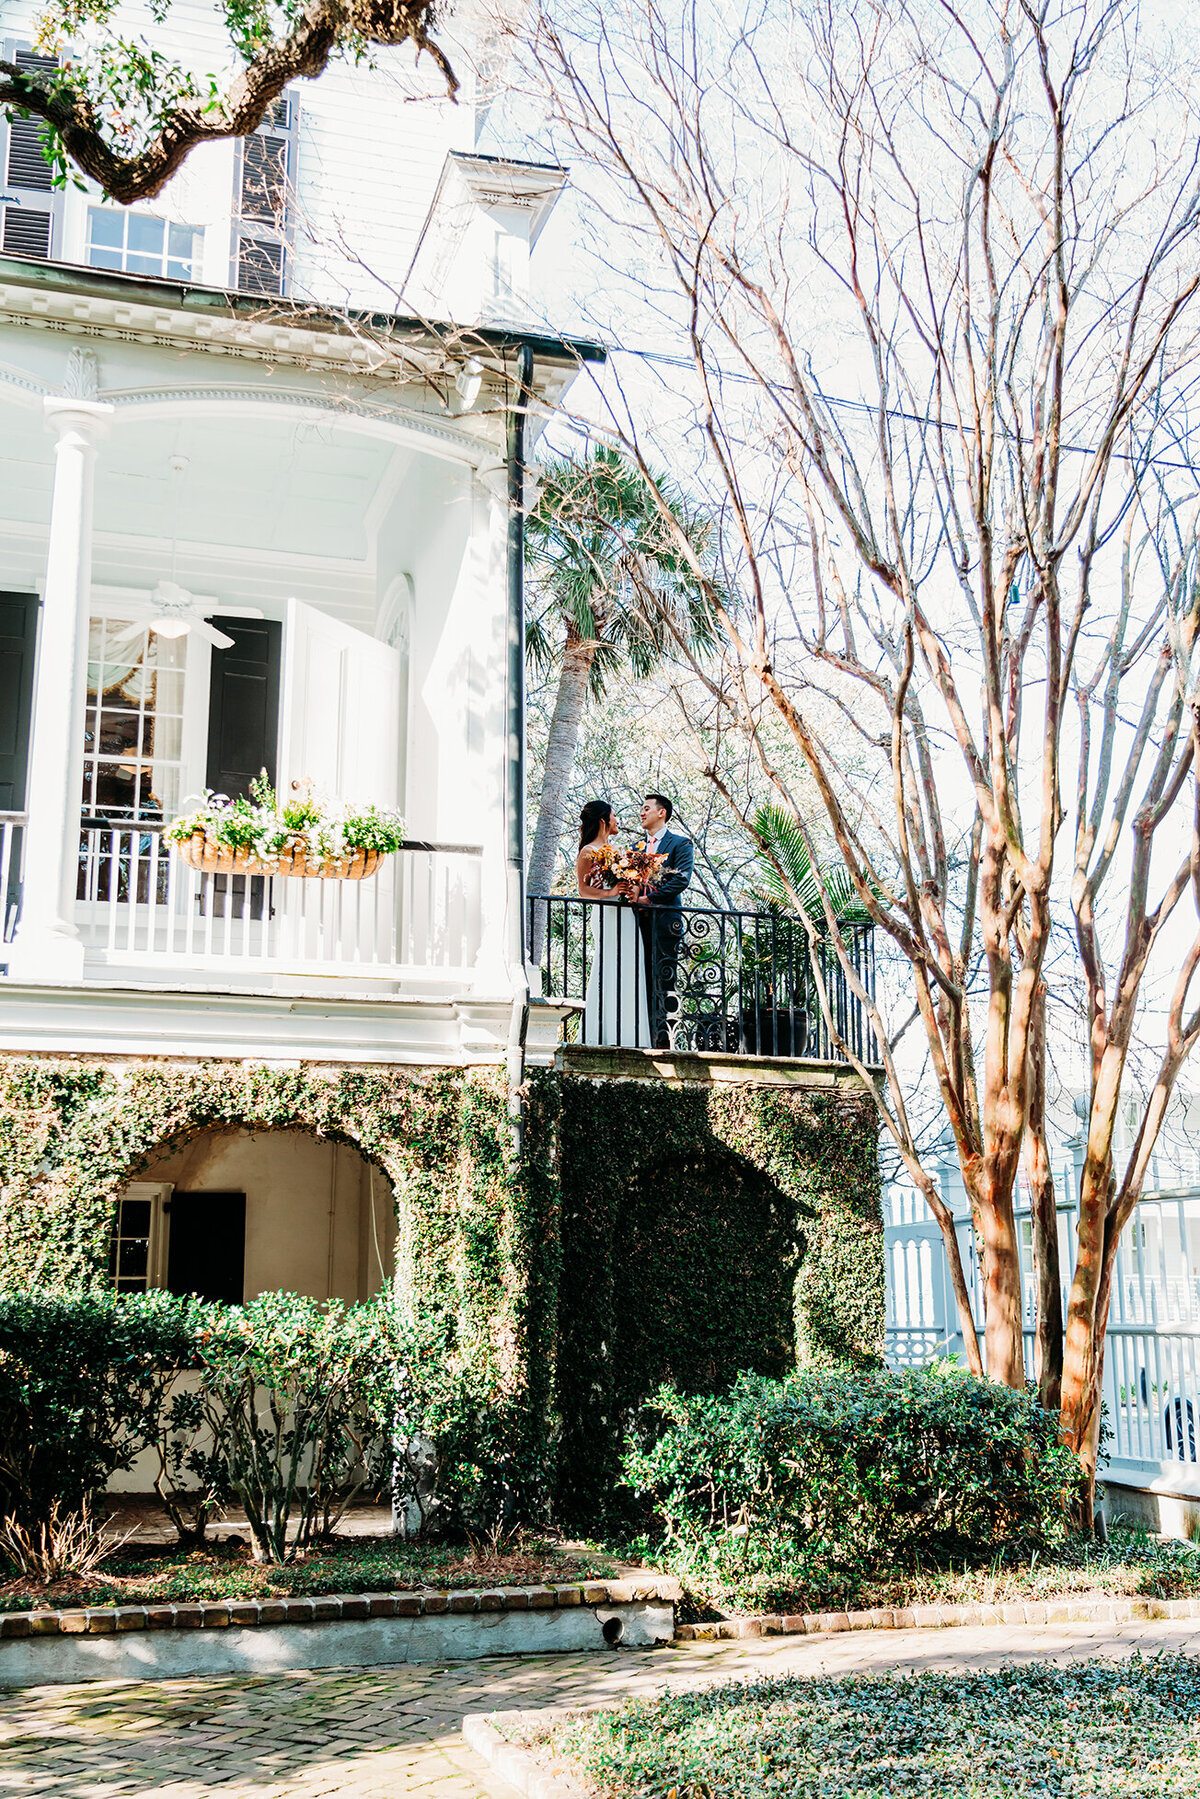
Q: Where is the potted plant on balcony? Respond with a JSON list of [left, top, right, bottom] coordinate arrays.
[[739, 805, 871, 1056], [166, 776, 405, 881]]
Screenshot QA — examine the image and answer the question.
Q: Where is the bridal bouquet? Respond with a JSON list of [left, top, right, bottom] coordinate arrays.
[[621, 843, 668, 891], [589, 842, 667, 893]]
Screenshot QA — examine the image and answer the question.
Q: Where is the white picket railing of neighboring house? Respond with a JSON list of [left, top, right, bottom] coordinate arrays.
[[886, 1150, 1200, 1497], [2, 819, 483, 985]]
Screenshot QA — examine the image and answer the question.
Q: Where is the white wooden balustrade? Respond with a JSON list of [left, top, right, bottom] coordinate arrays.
[[68, 823, 482, 984], [886, 1160, 1200, 1494]]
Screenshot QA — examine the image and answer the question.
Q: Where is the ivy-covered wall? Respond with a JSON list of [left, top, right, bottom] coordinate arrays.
[[553, 1075, 883, 1528], [0, 1056, 881, 1530], [0, 1057, 562, 1518]]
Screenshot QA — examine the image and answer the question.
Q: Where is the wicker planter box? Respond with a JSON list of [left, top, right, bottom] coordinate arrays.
[[172, 831, 382, 881]]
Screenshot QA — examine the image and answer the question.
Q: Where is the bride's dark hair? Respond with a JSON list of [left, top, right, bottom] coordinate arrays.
[[579, 799, 613, 848]]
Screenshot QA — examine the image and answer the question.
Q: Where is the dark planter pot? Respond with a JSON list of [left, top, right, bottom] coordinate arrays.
[[740, 1005, 810, 1058]]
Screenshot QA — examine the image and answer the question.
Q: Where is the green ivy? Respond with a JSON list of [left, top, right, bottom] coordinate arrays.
[[553, 1077, 882, 1531], [0, 1059, 560, 1524], [0, 1058, 880, 1532]]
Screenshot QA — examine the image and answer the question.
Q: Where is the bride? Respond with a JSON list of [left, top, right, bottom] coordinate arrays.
[[576, 799, 653, 1048]]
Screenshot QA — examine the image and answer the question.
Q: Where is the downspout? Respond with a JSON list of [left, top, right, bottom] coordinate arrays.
[[505, 342, 534, 1160]]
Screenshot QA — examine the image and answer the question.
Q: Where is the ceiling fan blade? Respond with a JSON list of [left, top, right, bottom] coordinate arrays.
[[105, 618, 151, 651], [190, 618, 237, 650]]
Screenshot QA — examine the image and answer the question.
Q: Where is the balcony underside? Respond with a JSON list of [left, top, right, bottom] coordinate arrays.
[[0, 979, 570, 1067]]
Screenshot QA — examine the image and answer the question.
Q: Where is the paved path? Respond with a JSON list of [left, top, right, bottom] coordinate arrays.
[[2, 1619, 1198, 1799]]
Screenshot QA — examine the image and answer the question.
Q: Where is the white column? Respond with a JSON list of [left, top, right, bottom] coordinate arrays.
[[8, 396, 112, 984]]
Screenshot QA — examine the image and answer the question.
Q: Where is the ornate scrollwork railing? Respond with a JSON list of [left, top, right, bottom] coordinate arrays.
[[528, 894, 878, 1064]]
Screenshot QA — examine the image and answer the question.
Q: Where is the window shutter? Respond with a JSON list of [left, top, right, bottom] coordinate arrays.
[[0, 48, 63, 260], [233, 95, 296, 296], [279, 597, 401, 807], [236, 236, 285, 295], [205, 618, 282, 800], [166, 1191, 246, 1305], [0, 591, 37, 811]]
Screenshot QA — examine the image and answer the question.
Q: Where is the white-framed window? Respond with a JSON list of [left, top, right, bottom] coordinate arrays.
[[86, 207, 202, 280], [109, 1184, 170, 1294], [83, 618, 187, 823]]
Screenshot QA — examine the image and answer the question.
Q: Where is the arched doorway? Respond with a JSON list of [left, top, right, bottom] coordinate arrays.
[[111, 1126, 395, 1305]]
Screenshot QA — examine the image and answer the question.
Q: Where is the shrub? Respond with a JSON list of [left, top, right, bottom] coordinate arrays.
[[0, 1288, 531, 1560], [187, 1292, 420, 1563], [0, 1289, 196, 1526], [623, 1364, 1082, 1596]]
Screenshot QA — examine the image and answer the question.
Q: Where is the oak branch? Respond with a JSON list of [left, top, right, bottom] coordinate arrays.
[[0, 0, 455, 205]]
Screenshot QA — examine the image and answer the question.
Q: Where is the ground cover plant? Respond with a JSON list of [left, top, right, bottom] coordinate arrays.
[[649, 1527, 1200, 1620], [523, 1655, 1200, 1797], [0, 1534, 620, 1613]]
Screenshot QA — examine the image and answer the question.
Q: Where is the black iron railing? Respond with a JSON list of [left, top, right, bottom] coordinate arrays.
[[529, 894, 878, 1064]]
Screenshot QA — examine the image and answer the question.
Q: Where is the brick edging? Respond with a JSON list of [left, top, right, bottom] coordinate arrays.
[[675, 1592, 1200, 1641], [0, 1574, 682, 1641], [464, 1712, 581, 1799]]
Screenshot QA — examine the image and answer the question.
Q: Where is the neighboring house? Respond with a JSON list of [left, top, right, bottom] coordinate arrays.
[[885, 1088, 1200, 1534], [0, 6, 595, 1302]]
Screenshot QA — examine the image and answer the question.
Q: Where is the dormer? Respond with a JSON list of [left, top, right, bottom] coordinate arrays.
[[404, 151, 568, 326]]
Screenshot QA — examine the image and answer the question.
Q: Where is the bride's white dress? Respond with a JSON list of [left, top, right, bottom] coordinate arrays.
[[584, 899, 653, 1047]]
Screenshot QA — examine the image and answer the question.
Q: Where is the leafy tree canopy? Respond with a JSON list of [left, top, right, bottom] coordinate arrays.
[[0, 0, 454, 205]]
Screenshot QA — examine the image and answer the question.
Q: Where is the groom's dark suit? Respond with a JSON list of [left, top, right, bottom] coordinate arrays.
[[637, 828, 694, 1047]]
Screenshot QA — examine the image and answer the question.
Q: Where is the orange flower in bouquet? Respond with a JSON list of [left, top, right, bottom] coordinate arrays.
[[586, 843, 626, 888], [617, 843, 668, 892]]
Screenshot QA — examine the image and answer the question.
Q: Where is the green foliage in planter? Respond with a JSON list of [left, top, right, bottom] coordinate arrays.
[[553, 1075, 881, 1531], [0, 1288, 197, 1526], [623, 1366, 1082, 1603]]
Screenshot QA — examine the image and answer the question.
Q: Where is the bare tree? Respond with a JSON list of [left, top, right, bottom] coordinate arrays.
[[527, 0, 1200, 1511], [1, 0, 454, 204]]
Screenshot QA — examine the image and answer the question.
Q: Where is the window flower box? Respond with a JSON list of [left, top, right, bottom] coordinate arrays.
[[173, 832, 383, 881], [166, 776, 403, 882]]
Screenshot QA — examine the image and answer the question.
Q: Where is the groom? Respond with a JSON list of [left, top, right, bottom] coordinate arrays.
[[633, 793, 693, 1048]]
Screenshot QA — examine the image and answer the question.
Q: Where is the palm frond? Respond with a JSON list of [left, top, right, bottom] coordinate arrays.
[[750, 804, 871, 933]]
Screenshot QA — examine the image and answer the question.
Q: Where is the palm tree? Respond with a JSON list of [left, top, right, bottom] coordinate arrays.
[[524, 445, 716, 952], [747, 804, 871, 934]]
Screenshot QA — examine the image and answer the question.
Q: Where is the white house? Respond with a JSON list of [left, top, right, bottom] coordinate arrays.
[[0, 5, 599, 1303]]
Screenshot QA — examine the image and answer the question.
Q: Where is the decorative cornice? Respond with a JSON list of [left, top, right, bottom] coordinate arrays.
[[100, 384, 499, 458]]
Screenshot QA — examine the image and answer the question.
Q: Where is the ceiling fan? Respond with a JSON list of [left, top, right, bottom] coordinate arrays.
[[105, 581, 264, 652], [105, 456, 264, 653]]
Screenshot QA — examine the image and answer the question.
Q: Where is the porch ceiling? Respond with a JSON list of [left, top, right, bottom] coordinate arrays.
[[0, 394, 410, 564]]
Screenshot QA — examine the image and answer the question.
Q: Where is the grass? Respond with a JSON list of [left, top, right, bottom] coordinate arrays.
[[637, 1526, 1200, 1621], [0, 1534, 622, 1613], [522, 1654, 1200, 1797]]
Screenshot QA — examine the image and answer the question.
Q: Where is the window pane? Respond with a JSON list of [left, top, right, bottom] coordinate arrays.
[[88, 246, 124, 272], [168, 222, 198, 262], [125, 252, 162, 277], [88, 208, 124, 249], [98, 712, 140, 754], [121, 1199, 152, 1235], [94, 762, 138, 811], [118, 1238, 148, 1279], [127, 215, 164, 256]]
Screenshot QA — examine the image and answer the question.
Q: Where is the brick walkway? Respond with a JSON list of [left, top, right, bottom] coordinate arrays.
[[2, 1618, 1198, 1798]]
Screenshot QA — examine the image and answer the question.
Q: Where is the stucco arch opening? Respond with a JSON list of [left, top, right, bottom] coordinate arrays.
[[122, 1123, 396, 1307]]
